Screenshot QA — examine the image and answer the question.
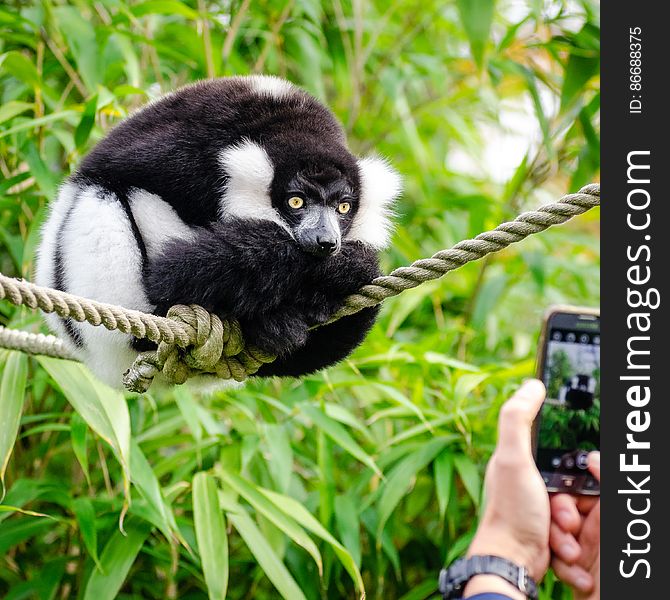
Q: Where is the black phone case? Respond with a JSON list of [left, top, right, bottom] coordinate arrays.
[[533, 305, 600, 496]]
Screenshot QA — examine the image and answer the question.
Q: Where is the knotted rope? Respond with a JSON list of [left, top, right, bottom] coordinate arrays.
[[0, 183, 600, 391], [121, 305, 275, 392]]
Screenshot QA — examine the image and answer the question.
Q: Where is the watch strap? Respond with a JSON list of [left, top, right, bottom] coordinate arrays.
[[438, 555, 538, 600]]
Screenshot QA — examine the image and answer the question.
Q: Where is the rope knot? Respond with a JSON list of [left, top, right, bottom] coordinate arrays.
[[122, 304, 275, 393], [160, 305, 225, 376]]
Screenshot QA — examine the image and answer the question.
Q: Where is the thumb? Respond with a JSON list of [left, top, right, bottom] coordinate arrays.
[[588, 451, 600, 482], [496, 379, 546, 457]]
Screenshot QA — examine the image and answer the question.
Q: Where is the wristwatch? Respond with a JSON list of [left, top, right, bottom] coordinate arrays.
[[438, 555, 538, 599]]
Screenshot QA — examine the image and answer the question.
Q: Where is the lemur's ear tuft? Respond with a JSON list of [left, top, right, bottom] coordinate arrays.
[[347, 156, 402, 249], [218, 139, 286, 228]]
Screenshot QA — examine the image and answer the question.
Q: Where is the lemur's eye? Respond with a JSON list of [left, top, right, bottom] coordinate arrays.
[[338, 202, 351, 214], [288, 197, 304, 209]]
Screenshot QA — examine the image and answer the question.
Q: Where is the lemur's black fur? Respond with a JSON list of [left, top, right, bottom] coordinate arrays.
[[145, 219, 380, 376], [74, 79, 356, 227], [39, 77, 398, 383]]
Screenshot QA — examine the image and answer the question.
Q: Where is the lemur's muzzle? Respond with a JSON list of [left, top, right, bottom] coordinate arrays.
[[298, 209, 341, 257]]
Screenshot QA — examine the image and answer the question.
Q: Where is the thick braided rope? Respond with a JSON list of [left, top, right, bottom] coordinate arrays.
[[0, 184, 600, 390], [328, 183, 600, 322], [0, 325, 74, 360], [0, 273, 194, 347]]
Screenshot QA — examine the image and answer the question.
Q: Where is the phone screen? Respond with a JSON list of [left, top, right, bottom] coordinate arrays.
[[536, 309, 600, 494]]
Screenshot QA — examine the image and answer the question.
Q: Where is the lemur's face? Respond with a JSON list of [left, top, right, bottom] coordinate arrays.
[[278, 167, 357, 257], [219, 139, 401, 253]]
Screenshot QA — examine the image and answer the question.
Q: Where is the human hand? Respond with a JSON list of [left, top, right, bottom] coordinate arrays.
[[549, 452, 600, 599], [463, 379, 551, 599]]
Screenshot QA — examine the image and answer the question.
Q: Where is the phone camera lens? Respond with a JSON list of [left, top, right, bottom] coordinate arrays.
[[576, 452, 589, 470]]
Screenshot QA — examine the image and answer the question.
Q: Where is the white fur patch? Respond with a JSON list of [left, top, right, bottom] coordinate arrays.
[[128, 189, 195, 259], [245, 75, 296, 99], [58, 186, 153, 387], [34, 182, 81, 355], [218, 139, 290, 233], [348, 156, 402, 249]]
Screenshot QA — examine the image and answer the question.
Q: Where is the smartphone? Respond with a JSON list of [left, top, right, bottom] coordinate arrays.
[[534, 306, 600, 495]]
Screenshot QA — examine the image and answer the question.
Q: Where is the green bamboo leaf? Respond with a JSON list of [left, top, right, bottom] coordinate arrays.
[[434, 451, 454, 520], [0, 352, 28, 497], [471, 274, 509, 330], [263, 424, 292, 493], [361, 508, 401, 578], [260, 488, 365, 597], [0, 505, 54, 519], [423, 353, 481, 372], [75, 94, 98, 150], [174, 387, 203, 443], [0, 518, 53, 557], [0, 51, 40, 87], [300, 403, 381, 477], [456, 0, 496, 68], [193, 473, 228, 600], [561, 53, 599, 111], [132, 0, 199, 19], [228, 509, 307, 600], [0, 171, 30, 195], [376, 437, 451, 541], [398, 579, 440, 600], [82, 520, 150, 600], [20, 423, 69, 437], [72, 497, 102, 570], [453, 373, 490, 403], [324, 403, 374, 443], [454, 454, 482, 506], [523, 71, 554, 160], [37, 357, 131, 505], [27, 557, 67, 600], [219, 470, 322, 575], [317, 430, 335, 527], [130, 441, 179, 543], [0, 479, 42, 523], [114, 36, 142, 88], [0, 110, 79, 139], [334, 495, 361, 568], [365, 383, 429, 428], [70, 412, 90, 485], [0, 100, 33, 125], [384, 281, 440, 336], [53, 6, 100, 92], [22, 141, 59, 199]]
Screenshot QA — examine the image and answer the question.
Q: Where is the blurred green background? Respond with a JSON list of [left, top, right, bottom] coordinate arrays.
[[0, 1, 599, 598]]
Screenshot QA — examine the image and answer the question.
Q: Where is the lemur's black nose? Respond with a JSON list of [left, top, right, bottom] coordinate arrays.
[[316, 237, 338, 255]]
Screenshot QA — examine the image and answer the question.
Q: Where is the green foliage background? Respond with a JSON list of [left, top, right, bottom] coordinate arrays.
[[0, 1, 600, 598]]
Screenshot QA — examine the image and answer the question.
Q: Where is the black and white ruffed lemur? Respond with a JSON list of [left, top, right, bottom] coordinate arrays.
[[35, 75, 402, 389]]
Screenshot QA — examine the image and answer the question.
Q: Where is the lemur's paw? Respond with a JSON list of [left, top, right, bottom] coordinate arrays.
[[242, 315, 309, 357]]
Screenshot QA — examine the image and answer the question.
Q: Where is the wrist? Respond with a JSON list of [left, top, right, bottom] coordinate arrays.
[[463, 574, 526, 600], [467, 530, 546, 582]]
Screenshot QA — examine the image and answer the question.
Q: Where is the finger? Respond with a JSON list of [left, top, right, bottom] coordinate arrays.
[[588, 451, 600, 482], [549, 522, 580, 564], [496, 379, 546, 457], [576, 495, 598, 515], [578, 502, 601, 567], [551, 558, 594, 594], [550, 494, 581, 534]]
